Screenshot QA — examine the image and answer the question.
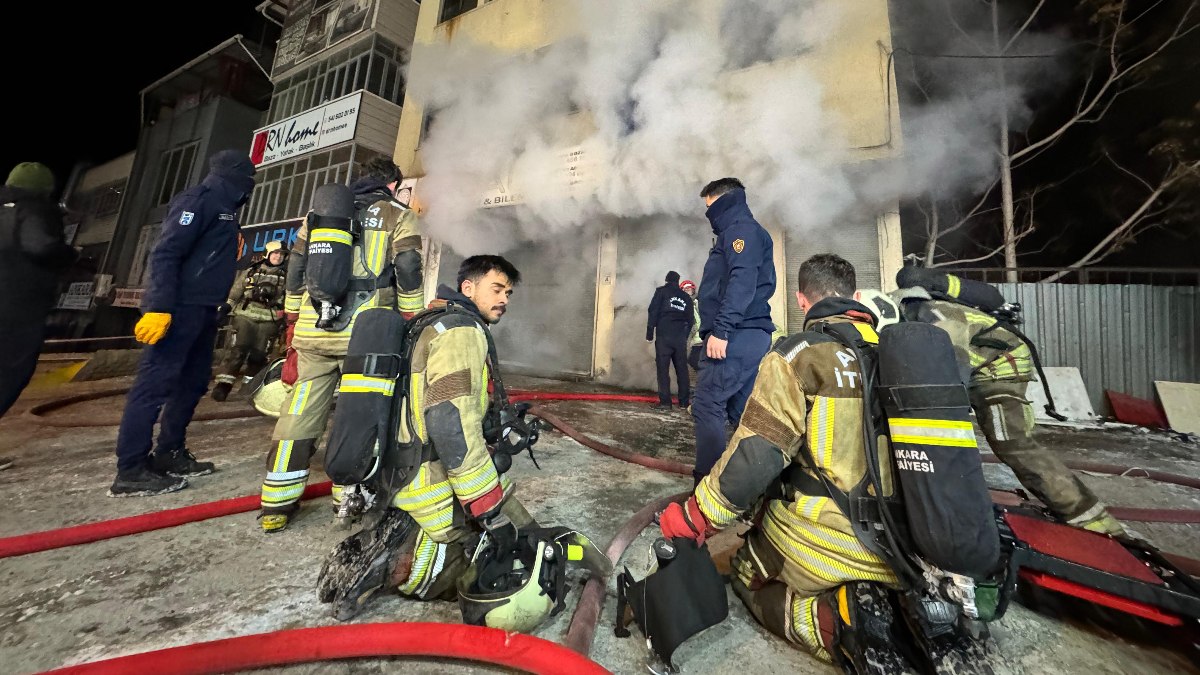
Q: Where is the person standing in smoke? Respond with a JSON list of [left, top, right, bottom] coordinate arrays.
[[646, 270, 694, 411], [680, 278, 702, 370], [691, 177, 776, 485]]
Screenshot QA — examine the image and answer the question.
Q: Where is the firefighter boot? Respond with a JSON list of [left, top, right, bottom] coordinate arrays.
[[826, 582, 919, 675], [317, 508, 417, 621]]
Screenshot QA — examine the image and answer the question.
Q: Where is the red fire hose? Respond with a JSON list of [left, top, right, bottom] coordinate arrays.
[[0, 482, 332, 559], [42, 622, 608, 675]]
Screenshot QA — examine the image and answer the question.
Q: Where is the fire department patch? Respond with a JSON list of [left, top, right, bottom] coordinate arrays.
[[732, 238, 745, 253]]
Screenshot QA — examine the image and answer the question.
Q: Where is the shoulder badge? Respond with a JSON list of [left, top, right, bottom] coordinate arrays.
[[732, 238, 745, 253], [179, 211, 195, 225]]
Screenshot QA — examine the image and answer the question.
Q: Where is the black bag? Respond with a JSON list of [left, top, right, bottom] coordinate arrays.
[[324, 307, 419, 492], [615, 538, 728, 669], [877, 322, 1000, 578]]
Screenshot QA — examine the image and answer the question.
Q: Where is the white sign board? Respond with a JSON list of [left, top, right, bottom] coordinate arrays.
[[479, 145, 596, 208], [1026, 367, 1097, 423], [58, 282, 95, 310], [112, 287, 144, 308], [250, 92, 362, 167]]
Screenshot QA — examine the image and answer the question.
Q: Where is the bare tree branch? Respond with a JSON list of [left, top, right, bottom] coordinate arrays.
[[940, 0, 988, 53], [1012, 0, 1199, 162], [1002, 0, 1047, 53]]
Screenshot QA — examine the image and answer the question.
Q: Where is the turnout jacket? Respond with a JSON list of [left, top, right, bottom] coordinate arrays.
[[284, 179, 421, 355], [694, 297, 898, 594], [228, 260, 287, 322], [390, 285, 503, 542], [902, 299, 1033, 384]]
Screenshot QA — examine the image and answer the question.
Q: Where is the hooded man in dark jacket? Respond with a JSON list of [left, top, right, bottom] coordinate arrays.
[[110, 150, 256, 497], [0, 162, 76, 420], [692, 177, 776, 484], [646, 270, 694, 410]]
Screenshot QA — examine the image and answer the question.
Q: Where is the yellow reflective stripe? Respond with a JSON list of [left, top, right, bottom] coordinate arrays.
[[791, 596, 830, 661], [410, 374, 425, 439], [696, 478, 738, 527], [889, 418, 976, 447], [284, 293, 303, 312], [369, 230, 387, 274], [393, 481, 453, 510], [398, 531, 439, 595], [340, 374, 395, 396], [479, 364, 489, 414], [808, 398, 836, 467], [764, 510, 896, 584], [794, 494, 828, 519], [398, 292, 424, 312], [310, 229, 352, 245], [288, 382, 312, 416], [273, 440, 295, 473], [947, 274, 962, 298], [449, 461, 499, 501]]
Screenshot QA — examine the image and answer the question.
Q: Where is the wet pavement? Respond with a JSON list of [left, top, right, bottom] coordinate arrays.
[[0, 370, 1197, 674]]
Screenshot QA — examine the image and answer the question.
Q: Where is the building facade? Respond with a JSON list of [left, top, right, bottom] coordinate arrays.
[[394, 0, 903, 385], [239, 0, 421, 264]]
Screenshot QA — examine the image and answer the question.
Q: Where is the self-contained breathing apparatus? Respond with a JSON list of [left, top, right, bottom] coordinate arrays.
[[795, 319, 1001, 642], [322, 302, 542, 527], [895, 267, 1067, 422]]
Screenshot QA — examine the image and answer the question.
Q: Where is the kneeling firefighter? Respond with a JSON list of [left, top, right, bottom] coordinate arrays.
[[316, 255, 610, 626], [657, 254, 1000, 675], [212, 239, 288, 402], [258, 157, 423, 533], [887, 268, 1129, 538]]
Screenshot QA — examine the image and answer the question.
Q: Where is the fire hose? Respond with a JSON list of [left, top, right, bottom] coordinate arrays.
[[42, 623, 608, 675]]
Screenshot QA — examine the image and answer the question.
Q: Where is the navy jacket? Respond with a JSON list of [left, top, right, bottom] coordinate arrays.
[[697, 189, 776, 340], [647, 283, 694, 341], [143, 167, 254, 313]]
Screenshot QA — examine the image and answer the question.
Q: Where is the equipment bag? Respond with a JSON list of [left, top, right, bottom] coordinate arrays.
[[877, 321, 1000, 578], [305, 183, 358, 330], [615, 537, 728, 670], [324, 307, 418, 492]]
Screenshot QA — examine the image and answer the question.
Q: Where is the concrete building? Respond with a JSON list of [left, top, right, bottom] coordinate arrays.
[[393, 0, 903, 384], [239, 0, 421, 263], [95, 36, 276, 337]]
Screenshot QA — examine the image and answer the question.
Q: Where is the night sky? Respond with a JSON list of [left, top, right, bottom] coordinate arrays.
[[1, 2, 271, 192]]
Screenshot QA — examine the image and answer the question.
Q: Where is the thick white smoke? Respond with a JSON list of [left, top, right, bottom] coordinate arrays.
[[405, 0, 1066, 385]]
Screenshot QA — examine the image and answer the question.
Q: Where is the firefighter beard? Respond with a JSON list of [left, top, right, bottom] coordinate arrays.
[[385, 312, 535, 599]]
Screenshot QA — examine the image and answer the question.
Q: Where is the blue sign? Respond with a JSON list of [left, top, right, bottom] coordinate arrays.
[[238, 219, 302, 268]]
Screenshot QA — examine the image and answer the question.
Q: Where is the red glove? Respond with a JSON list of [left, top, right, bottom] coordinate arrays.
[[659, 496, 712, 545]]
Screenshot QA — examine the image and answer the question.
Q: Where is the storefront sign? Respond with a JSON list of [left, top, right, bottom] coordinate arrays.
[[250, 92, 362, 167], [58, 282, 95, 310], [238, 219, 304, 268], [112, 287, 144, 308]]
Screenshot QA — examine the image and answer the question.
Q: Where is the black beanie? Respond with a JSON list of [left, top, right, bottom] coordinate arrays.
[[665, 271, 680, 284]]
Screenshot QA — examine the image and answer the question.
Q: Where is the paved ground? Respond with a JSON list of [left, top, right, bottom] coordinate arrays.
[[0, 366, 1197, 674]]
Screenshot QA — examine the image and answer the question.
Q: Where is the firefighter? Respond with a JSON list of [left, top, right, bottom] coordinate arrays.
[[212, 240, 289, 402], [259, 158, 422, 532], [646, 270, 694, 410], [692, 177, 776, 485], [661, 255, 987, 674], [317, 255, 537, 618], [889, 283, 1129, 536]]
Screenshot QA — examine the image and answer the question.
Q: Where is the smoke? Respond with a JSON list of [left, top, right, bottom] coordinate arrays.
[[407, 0, 1069, 385]]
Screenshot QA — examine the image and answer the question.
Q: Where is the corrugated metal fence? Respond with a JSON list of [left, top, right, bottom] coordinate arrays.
[[993, 282, 1200, 411]]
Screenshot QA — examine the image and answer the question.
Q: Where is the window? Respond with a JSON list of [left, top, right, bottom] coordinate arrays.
[[154, 143, 198, 206], [439, 0, 477, 23], [266, 36, 408, 123], [89, 180, 126, 217], [242, 144, 371, 225]]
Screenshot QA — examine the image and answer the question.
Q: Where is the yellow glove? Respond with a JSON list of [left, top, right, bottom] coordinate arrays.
[[134, 312, 172, 345]]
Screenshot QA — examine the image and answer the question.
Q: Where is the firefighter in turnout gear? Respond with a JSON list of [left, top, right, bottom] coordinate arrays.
[[890, 276, 1129, 538], [259, 158, 422, 532], [660, 255, 992, 675], [317, 255, 538, 619], [212, 240, 289, 402]]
